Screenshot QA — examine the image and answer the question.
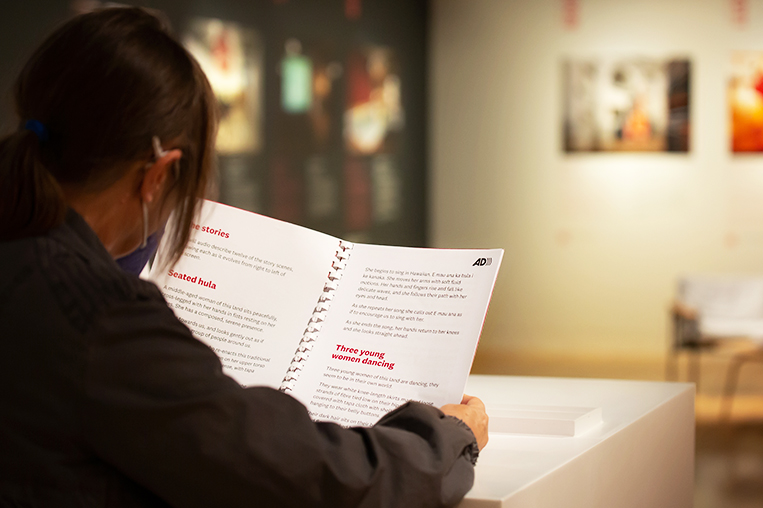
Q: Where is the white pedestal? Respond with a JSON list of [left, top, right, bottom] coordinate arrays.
[[459, 375, 695, 508]]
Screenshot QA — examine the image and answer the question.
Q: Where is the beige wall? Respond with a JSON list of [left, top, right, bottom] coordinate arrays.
[[430, 0, 763, 360]]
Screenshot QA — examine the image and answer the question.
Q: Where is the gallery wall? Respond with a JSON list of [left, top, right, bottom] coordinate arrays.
[[430, 0, 763, 359]]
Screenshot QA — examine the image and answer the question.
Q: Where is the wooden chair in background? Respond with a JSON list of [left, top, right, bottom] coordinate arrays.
[[667, 276, 763, 420]]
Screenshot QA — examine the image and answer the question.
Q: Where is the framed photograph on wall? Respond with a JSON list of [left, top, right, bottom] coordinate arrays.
[[184, 18, 264, 155], [729, 51, 763, 153], [562, 56, 690, 153], [344, 46, 404, 156]]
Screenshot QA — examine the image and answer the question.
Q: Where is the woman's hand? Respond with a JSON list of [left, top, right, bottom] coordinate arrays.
[[441, 394, 489, 450]]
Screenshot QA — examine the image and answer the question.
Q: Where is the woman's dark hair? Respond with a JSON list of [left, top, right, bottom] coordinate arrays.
[[0, 7, 217, 266]]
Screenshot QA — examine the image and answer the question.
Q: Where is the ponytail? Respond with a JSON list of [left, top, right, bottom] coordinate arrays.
[[1, 7, 218, 255], [0, 130, 66, 241]]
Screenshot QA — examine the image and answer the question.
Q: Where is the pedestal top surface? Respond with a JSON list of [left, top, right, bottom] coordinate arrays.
[[463, 375, 694, 503]]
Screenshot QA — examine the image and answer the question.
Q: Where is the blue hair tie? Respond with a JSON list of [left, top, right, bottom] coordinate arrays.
[[23, 119, 49, 143]]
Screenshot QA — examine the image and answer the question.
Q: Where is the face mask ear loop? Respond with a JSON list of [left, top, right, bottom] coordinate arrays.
[[152, 136, 167, 159], [142, 136, 180, 251], [141, 201, 149, 249], [141, 136, 167, 251], [152, 135, 180, 179]]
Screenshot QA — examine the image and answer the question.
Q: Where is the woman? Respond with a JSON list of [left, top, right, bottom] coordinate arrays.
[[0, 7, 487, 508]]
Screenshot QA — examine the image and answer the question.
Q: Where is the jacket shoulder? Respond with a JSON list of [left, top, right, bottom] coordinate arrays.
[[35, 234, 164, 333]]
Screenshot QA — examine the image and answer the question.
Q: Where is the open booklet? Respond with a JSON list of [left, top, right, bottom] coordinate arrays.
[[147, 200, 503, 427]]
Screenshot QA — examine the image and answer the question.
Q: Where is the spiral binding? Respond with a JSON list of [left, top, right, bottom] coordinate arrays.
[[280, 240, 354, 392]]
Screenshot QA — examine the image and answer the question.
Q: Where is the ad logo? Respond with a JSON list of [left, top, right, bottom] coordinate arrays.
[[472, 257, 492, 267]]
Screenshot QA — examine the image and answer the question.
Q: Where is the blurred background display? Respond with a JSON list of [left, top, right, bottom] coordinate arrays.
[[185, 18, 264, 155], [0, 0, 428, 247], [730, 51, 763, 153], [280, 38, 313, 114], [344, 46, 403, 155], [563, 56, 691, 152]]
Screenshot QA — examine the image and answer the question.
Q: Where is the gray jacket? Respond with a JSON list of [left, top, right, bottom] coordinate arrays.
[[0, 209, 478, 508]]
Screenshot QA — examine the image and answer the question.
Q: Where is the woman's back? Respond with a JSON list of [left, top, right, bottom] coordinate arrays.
[[0, 210, 175, 506]]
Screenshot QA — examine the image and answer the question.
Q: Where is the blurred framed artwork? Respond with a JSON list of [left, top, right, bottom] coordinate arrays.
[[184, 18, 264, 155], [344, 46, 404, 155], [276, 38, 343, 154], [563, 56, 690, 153], [729, 51, 763, 153]]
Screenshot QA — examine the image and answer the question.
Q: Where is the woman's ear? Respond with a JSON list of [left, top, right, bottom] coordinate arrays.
[[141, 149, 182, 204]]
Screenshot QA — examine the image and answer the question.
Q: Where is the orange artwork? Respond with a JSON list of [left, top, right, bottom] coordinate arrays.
[[730, 51, 763, 153]]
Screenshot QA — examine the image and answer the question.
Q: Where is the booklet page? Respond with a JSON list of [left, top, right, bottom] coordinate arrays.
[[288, 244, 503, 427], [149, 201, 341, 387]]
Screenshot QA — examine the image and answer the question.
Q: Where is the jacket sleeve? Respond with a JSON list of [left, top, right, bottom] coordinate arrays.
[[81, 294, 478, 508]]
